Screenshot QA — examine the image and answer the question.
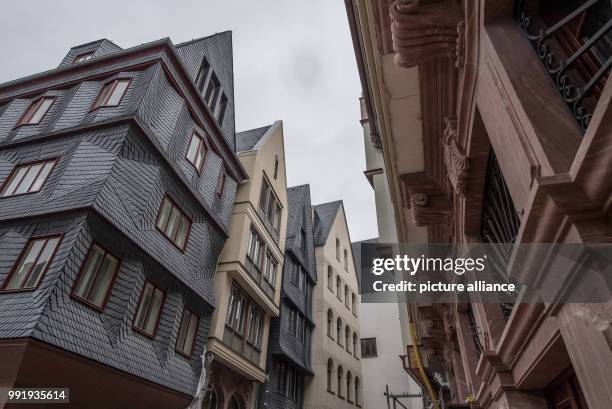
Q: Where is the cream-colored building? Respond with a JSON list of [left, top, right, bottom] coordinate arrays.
[[207, 121, 288, 409], [304, 201, 364, 409]]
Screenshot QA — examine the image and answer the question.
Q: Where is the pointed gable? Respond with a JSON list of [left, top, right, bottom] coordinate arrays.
[[286, 184, 317, 281]]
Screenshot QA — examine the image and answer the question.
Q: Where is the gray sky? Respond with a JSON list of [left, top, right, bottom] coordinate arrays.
[[0, 0, 378, 242]]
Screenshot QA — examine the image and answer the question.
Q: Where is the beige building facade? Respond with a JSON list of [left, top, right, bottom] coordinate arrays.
[[207, 122, 288, 409], [304, 202, 363, 409]]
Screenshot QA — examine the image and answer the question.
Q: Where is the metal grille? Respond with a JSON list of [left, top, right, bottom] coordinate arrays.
[[466, 303, 483, 358], [516, 0, 612, 132], [480, 151, 521, 320]]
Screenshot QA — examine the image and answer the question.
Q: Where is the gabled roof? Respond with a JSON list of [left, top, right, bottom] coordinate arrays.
[[236, 124, 272, 152], [351, 237, 379, 287], [286, 184, 317, 281], [313, 200, 343, 246]]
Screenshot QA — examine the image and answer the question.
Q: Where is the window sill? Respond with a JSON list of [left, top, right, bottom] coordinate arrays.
[[327, 389, 335, 396], [71, 294, 105, 312], [132, 326, 157, 339], [0, 286, 37, 294]]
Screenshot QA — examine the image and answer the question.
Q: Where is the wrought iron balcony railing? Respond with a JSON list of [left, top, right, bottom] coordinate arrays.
[[480, 151, 520, 321], [516, 0, 612, 132]]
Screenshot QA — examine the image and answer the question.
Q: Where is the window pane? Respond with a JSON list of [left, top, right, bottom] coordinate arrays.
[[25, 237, 59, 288], [87, 254, 118, 306], [5, 239, 46, 290], [2, 166, 28, 197], [183, 313, 198, 354], [73, 245, 105, 298], [186, 134, 201, 165], [143, 288, 164, 334], [29, 162, 54, 192], [177, 309, 190, 351], [165, 206, 181, 240], [175, 215, 190, 249], [106, 80, 129, 106], [135, 283, 154, 330], [29, 98, 54, 124], [226, 290, 236, 326], [156, 198, 172, 231], [96, 83, 113, 107], [14, 164, 43, 195]]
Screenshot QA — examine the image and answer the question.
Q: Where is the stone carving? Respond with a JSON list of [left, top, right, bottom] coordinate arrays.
[[389, 0, 463, 68], [456, 20, 466, 68], [401, 172, 451, 226], [444, 116, 469, 197]]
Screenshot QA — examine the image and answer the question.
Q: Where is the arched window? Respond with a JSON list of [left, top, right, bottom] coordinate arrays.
[[347, 372, 353, 403], [336, 238, 340, 260], [352, 293, 356, 315], [327, 266, 333, 291], [353, 332, 358, 357], [336, 317, 342, 345], [336, 276, 341, 300], [344, 285, 349, 307], [355, 376, 360, 406], [202, 387, 219, 409], [345, 325, 350, 352], [337, 365, 344, 397], [327, 358, 334, 391], [327, 309, 333, 338], [344, 249, 348, 269], [228, 395, 242, 409]]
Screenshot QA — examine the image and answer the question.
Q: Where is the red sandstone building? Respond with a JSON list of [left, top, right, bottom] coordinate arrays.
[[346, 0, 612, 408]]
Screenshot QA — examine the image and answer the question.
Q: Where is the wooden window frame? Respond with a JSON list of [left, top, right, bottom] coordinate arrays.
[[175, 307, 200, 357], [0, 158, 58, 199], [71, 242, 121, 311], [15, 96, 56, 127], [185, 131, 208, 174], [155, 195, 192, 252], [132, 281, 166, 338], [91, 78, 131, 110], [216, 168, 226, 197], [73, 52, 94, 64], [0, 234, 63, 293]]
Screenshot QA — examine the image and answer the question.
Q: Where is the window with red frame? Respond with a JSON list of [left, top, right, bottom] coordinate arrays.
[[72, 243, 119, 309], [186, 132, 207, 172], [2, 235, 61, 291], [17, 97, 55, 126], [216, 170, 226, 197], [1, 159, 57, 198], [92, 79, 130, 109], [176, 308, 199, 356], [133, 281, 165, 336], [156, 196, 191, 250], [73, 52, 94, 64]]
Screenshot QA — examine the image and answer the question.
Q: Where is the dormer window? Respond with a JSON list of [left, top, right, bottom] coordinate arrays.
[[92, 79, 130, 109], [186, 132, 207, 173], [17, 97, 55, 126], [73, 52, 94, 64], [204, 73, 221, 111], [195, 57, 211, 92], [216, 170, 226, 197], [217, 94, 228, 124]]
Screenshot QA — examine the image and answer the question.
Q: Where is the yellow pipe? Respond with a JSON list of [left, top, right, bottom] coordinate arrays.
[[408, 319, 440, 409]]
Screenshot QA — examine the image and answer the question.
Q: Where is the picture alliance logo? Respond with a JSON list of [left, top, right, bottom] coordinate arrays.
[[371, 254, 488, 276]]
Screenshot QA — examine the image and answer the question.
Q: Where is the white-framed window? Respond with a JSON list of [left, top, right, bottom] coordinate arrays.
[[73, 52, 94, 63]]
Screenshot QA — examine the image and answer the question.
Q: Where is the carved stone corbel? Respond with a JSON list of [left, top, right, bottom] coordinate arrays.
[[389, 0, 463, 68], [443, 116, 469, 197], [401, 172, 451, 226]]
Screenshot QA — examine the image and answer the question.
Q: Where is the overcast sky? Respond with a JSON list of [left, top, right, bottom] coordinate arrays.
[[0, 0, 378, 242]]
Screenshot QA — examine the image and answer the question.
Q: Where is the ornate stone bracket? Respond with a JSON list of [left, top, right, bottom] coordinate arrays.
[[400, 171, 451, 226], [443, 116, 470, 197], [389, 0, 463, 68]]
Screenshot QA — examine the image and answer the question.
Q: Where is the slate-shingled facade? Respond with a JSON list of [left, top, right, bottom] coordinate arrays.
[[259, 184, 317, 409], [0, 33, 246, 409]]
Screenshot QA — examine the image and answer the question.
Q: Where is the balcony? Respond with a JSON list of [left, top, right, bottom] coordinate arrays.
[[515, 0, 612, 133]]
